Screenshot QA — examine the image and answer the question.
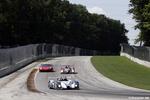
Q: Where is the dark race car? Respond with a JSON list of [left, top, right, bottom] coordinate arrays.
[[39, 64, 54, 72]]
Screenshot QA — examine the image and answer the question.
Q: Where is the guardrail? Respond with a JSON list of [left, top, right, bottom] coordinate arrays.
[[0, 44, 99, 78]]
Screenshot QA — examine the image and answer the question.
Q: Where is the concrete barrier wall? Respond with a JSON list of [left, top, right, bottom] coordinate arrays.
[[0, 44, 99, 77], [120, 53, 150, 68], [120, 43, 150, 62], [120, 43, 150, 67]]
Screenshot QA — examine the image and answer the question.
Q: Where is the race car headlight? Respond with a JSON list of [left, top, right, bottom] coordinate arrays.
[[58, 85, 61, 87], [39, 67, 42, 70]]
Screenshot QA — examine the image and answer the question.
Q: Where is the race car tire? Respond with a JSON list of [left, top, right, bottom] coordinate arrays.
[[54, 84, 58, 89], [48, 84, 52, 89]]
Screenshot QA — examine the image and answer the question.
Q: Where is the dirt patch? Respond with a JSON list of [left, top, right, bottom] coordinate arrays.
[[27, 69, 40, 92]]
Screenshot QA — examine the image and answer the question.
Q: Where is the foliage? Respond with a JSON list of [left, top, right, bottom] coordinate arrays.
[[0, 0, 128, 53], [129, 0, 150, 46]]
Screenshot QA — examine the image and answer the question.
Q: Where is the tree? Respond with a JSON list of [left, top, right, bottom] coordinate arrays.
[[129, 0, 150, 46], [0, 0, 128, 54]]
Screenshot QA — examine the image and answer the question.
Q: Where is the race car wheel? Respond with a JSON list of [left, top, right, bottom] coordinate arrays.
[[54, 84, 58, 89], [76, 85, 80, 90], [48, 84, 52, 89]]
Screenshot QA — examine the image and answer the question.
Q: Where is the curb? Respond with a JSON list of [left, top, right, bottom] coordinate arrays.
[[27, 68, 40, 92]]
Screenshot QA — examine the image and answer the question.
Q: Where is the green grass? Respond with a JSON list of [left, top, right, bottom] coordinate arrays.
[[91, 56, 150, 90]]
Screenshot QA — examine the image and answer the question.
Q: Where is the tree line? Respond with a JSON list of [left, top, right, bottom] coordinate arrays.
[[129, 0, 150, 46], [0, 0, 128, 53]]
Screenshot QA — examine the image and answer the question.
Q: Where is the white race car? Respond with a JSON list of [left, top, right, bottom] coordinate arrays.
[[60, 65, 77, 74], [48, 77, 79, 90]]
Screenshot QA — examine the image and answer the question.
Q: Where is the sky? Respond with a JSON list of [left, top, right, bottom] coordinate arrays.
[[68, 0, 139, 45]]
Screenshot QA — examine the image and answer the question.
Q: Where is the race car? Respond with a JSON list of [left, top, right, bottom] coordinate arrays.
[[60, 65, 77, 74], [39, 64, 54, 72], [48, 77, 79, 90]]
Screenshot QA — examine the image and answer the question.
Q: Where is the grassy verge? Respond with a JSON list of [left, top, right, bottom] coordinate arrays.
[[91, 56, 150, 90]]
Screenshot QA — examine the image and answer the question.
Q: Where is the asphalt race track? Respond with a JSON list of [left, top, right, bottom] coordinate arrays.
[[35, 56, 150, 100], [0, 56, 150, 100]]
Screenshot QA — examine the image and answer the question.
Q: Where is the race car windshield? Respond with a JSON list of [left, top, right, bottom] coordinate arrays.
[[41, 64, 52, 66]]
